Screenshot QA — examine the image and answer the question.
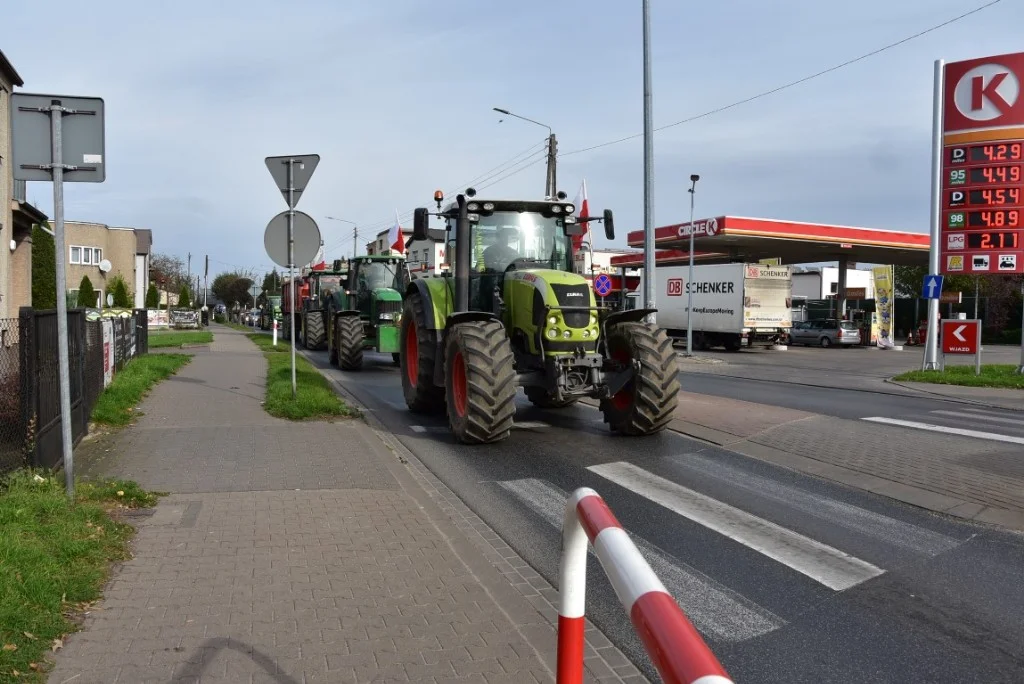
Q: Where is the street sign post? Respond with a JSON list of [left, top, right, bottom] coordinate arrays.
[[940, 318, 982, 375], [923, 274, 944, 300], [264, 154, 320, 398], [11, 92, 106, 498]]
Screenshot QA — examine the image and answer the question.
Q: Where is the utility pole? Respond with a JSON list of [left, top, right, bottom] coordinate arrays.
[[186, 252, 192, 298], [492, 107, 556, 198], [685, 175, 700, 356], [326, 216, 358, 258], [641, 0, 656, 322]]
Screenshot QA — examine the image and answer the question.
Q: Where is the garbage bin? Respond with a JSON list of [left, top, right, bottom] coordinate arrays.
[[201, 310, 209, 326]]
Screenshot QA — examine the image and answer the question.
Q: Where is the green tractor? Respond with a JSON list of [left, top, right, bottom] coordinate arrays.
[[258, 295, 282, 331], [399, 188, 680, 444], [326, 254, 407, 370]]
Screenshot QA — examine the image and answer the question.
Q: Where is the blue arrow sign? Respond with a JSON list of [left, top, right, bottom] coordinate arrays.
[[923, 274, 944, 300], [593, 273, 613, 297]]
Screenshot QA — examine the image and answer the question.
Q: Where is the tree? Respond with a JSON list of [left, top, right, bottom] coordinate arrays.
[[145, 283, 160, 308], [178, 284, 192, 309], [262, 269, 282, 295], [31, 223, 57, 309], [211, 272, 254, 308], [77, 275, 97, 308], [112, 278, 132, 308], [150, 253, 188, 294]]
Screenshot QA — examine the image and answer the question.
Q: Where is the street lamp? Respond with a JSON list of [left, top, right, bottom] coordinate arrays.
[[325, 216, 358, 258], [492, 107, 557, 199], [685, 174, 700, 357]]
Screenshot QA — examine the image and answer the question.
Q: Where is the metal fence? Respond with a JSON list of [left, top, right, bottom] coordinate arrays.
[[0, 307, 149, 476]]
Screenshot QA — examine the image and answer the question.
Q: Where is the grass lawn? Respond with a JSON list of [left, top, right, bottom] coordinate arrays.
[[90, 354, 193, 426], [148, 330, 213, 348], [0, 470, 161, 682], [244, 334, 357, 420], [893, 364, 1024, 390]]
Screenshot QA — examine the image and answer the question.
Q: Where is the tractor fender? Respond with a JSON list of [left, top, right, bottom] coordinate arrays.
[[406, 278, 452, 330], [332, 309, 361, 319], [604, 308, 657, 328]]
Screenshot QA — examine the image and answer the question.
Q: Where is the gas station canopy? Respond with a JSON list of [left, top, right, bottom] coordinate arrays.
[[614, 216, 930, 268]]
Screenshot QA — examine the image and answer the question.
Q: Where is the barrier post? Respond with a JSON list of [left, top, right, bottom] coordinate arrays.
[[558, 487, 734, 684], [272, 320, 278, 346]]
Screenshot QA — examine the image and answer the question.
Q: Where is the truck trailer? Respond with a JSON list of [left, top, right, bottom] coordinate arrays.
[[633, 263, 793, 350]]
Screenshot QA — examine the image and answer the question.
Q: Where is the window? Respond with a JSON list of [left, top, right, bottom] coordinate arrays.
[[69, 246, 103, 265]]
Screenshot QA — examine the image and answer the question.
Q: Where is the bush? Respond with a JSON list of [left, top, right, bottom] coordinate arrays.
[[109, 274, 132, 308], [77, 275, 97, 308], [31, 224, 57, 309], [145, 283, 159, 308]]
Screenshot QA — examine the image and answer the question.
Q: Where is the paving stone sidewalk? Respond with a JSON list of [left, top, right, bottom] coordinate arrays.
[[49, 327, 640, 683]]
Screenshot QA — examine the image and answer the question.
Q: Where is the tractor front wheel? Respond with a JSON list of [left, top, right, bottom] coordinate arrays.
[[305, 311, 326, 350], [600, 322, 680, 436], [444, 321, 517, 444], [336, 315, 364, 371], [400, 294, 445, 413], [525, 387, 578, 409]]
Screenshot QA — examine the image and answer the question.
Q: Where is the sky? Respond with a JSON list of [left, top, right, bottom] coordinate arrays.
[[5, 0, 1023, 280]]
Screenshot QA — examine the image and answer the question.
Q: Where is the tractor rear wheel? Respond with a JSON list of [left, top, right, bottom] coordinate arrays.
[[305, 311, 326, 350], [600, 322, 679, 436], [444, 321, 517, 444], [400, 293, 445, 413], [328, 320, 339, 366], [525, 387, 578, 409], [336, 315, 364, 370]]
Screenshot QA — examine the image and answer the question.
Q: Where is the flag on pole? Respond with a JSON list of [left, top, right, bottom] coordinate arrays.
[[388, 209, 406, 254], [571, 179, 590, 252]]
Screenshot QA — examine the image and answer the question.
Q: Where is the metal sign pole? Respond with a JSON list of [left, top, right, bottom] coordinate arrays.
[[287, 160, 297, 398], [923, 59, 945, 371], [48, 101, 75, 498], [641, 0, 656, 324], [1017, 280, 1024, 374]]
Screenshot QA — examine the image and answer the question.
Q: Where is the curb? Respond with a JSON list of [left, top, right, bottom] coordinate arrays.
[[883, 377, 1024, 412]]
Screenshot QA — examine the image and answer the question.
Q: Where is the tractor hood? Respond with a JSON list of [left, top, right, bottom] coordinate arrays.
[[371, 287, 402, 302], [504, 268, 595, 308]]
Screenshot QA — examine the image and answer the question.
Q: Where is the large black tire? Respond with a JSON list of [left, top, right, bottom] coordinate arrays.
[[328, 316, 339, 367], [304, 311, 326, 350], [400, 293, 445, 413], [524, 387, 578, 409], [444, 321, 517, 444], [336, 315, 364, 371], [600, 322, 680, 436]]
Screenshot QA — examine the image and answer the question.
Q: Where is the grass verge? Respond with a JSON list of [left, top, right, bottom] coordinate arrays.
[[244, 333, 358, 420], [148, 330, 213, 348], [90, 354, 193, 426], [0, 470, 161, 682], [893, 364, 1024, 390]]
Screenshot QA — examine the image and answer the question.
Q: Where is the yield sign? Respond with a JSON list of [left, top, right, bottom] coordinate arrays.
[[265, 154, 320, 208]]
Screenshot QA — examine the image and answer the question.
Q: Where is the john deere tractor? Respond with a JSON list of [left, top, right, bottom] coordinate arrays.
[[326, 254, 407, 370], [399, 188, 680, 444]]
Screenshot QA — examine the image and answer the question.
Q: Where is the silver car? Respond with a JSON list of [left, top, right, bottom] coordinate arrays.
[[789, 319, 860, 348]]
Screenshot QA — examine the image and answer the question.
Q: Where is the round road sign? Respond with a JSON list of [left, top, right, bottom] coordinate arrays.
[[264, 210, 322, 269], [593, 273, 613, 297]]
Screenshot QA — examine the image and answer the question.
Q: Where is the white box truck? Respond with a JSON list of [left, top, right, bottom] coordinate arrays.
[[633, 263, 793, 350]]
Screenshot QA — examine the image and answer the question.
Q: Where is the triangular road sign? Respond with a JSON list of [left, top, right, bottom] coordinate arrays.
[[265, 154, 320, 208]]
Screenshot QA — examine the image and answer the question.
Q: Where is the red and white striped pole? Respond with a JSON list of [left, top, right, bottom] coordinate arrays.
[[557, 487, 734, 684]]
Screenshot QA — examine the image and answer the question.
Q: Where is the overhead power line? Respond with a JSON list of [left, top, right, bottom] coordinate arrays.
[[560, 0, 1003, 158]]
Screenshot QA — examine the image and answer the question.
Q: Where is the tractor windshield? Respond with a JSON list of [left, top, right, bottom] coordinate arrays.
[[356, 261, 401, 291], [315, 276, 343, 298], [470, 211, 572, 273]]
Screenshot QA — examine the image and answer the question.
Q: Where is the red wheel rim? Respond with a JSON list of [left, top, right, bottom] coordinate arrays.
[[610, 344, 634, 410], [405, 318, 419, 386], [451, 350, 468, 417]]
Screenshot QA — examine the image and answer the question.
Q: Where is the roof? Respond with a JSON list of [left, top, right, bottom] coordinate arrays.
[[0, 48, 24, 87], [620, 215, 930, 268]]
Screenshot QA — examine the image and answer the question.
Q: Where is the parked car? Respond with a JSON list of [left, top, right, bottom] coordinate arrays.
[[789, 319, 861, 348]]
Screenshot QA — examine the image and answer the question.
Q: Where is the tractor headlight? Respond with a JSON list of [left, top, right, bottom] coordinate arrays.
[[582, 329, 590, 338], [551, 204, 562, 213], [379, 312, 394, 321], [564, 203, 575, 214], [482, 202, 494, 210], [590, 315, 598, 326], [548, 315, 557, 325], [467, 202, 479, 211], [562, 330, 571, 339], [547, 329, 557, 339]]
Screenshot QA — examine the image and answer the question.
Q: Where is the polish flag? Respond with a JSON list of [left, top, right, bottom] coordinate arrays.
[[388, 209, 406, 254], [571, 179, 590, 252]]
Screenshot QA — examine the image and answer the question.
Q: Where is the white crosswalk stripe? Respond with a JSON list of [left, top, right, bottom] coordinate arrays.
[[588, 462, 886, 591], [862, 417, 1024, 445], [496, 478, 786, 642], [928, 409, 1024, 429]]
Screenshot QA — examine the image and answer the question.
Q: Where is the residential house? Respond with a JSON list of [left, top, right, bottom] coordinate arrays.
[[1, 48, 47, 319], [61, 221, 152, 308]]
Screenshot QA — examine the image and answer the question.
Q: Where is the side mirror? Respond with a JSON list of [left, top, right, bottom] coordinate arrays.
[[603, 209, 615, 241], [413, 207, 429, 241]]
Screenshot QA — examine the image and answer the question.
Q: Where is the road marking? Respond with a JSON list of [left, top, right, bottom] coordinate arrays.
[[513, 421, 550, 429], [587, 462, 885, 591], [929, 410, 1024, 428], [668, 453, 961, 556], [496, 478, 785, 642], [862, 417, 1024, 445]]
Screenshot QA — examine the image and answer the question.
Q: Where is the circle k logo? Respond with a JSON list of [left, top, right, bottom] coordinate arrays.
[[953, 63, 1020, 121]]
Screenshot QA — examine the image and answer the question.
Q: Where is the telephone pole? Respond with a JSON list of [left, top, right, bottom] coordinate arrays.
[[325, 216, 358, 257], [492, 107, 556, 198]]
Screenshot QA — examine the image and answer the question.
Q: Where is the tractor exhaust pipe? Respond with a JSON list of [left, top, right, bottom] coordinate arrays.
[[454, 194, 470, 313]]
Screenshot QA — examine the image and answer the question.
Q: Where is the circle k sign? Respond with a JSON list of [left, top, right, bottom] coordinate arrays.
[[676, 217, 719, 238], [944, 52, 1024, 133]]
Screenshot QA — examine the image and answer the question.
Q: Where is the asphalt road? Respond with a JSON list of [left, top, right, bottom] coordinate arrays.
[[305, 348, 1024, 684]]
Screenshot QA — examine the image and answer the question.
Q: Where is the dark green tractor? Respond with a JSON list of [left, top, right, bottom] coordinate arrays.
[[326, 254, 408, 370]]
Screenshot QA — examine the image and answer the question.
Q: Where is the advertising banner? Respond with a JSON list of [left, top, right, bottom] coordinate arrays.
[[102, 319, 113, 387], [872, 266, 895, 348]]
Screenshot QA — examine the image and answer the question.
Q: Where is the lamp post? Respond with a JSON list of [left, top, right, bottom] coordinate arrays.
[[326, 216, 358, 258], [685, 174, 700, 356], [492, 107, 557, 199]]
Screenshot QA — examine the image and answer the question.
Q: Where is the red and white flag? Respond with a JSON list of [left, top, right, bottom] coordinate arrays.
[[572, 179, 590, 252], [388, 209, 406, 254]]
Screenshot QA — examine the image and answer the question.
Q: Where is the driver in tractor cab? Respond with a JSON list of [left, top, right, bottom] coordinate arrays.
[[482, 226, 520, 273]]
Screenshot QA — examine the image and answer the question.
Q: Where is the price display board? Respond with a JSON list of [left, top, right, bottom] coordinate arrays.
[[940, 52, 1024, 275]]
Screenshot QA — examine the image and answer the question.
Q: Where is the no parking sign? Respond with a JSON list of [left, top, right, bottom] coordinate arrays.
[[593, 273, 613, 297]]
